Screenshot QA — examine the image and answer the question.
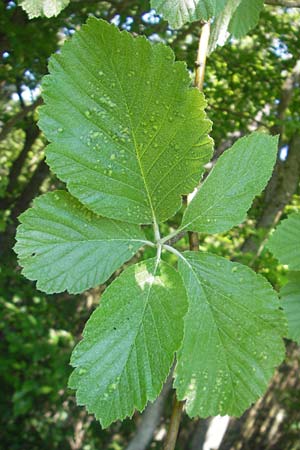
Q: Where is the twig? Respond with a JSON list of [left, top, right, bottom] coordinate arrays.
[[189, 21, 211, 250], [163, 398, 185, 450], [188, 230, 200, 250], [195, 21, 211, 91], [164, 230, 187, 246]]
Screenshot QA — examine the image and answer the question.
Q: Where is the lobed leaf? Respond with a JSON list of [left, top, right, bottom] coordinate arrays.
[[18, 0, 70, 18], [181, 133, 278, 234], [14, 191, 146, 294], [39, 18, 213, 225], [69, 258, 188, 427], [280, 274, 300, 344], [267, 212, 300, 270], [175, 252, 286, 418]]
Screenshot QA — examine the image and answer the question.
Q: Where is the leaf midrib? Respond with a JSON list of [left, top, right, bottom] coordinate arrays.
[[19, 237, 146, 245], [105, 263, 161, 423], [99, 33, 156, 225], [178, 254, 236, 410]]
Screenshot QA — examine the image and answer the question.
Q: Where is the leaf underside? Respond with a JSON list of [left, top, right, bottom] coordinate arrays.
[[229, 0, 264, 39], [208, 0, 241, 54], [175, 252, 286, 418], [267, 212, 300, 270], [182, 133, 278, 234], [69, 258, 188, 427], [151, 0, 227, 28], [14, 191, 146, 294], [208, 0, 264, 53], [39, 18, 213, 225], [18, 0, 70, 18], [151, 0, 263, 37]]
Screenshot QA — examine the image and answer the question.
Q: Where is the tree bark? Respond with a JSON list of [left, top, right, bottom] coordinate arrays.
[[273, 61, 300, 136], [184, 419, 211, 450], [220, 343, 300, 450], [125, 377, 173, 450]]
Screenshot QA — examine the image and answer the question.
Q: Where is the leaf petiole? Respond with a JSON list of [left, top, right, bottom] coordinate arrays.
[[140, 240, 157, 248], [163, 244, 191, 267], [153, 219, 161, 243]]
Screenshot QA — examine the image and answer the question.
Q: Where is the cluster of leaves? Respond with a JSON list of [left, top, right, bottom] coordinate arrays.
[[151, 0, 265, 53], [14, 18, 287, 427], [18, 0, 265, 53], [267, 212, 300, 344]]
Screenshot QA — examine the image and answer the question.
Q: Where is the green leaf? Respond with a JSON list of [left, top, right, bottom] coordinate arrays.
[[18, 0, 70, 18], [14, 191, 147, 294], [39, 18, 213, 225], [69, 258, 188, 427], [267, 212, 300, 270], [175, 252, 286, 418], [281, 274, 300, 344], [229, 0, 264, 38], [209, 0, 264, 53], [181, 133, 278, 234], [150, 0, 227, 28], [208, 0, 241, 54]]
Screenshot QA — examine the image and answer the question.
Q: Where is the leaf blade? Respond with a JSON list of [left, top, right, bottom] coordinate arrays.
[[181, 133, 278, 234], [175, 252, 286, 417], [18, 0, 70, 18], [229, 0, 264, 38], [267, 212, 300, 270], [208, 0, 264, 53], [151, 0, 227, 28], [14, 191, 146, 294], [69, 258, 188, 427], [39, 18, 213, 225]]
